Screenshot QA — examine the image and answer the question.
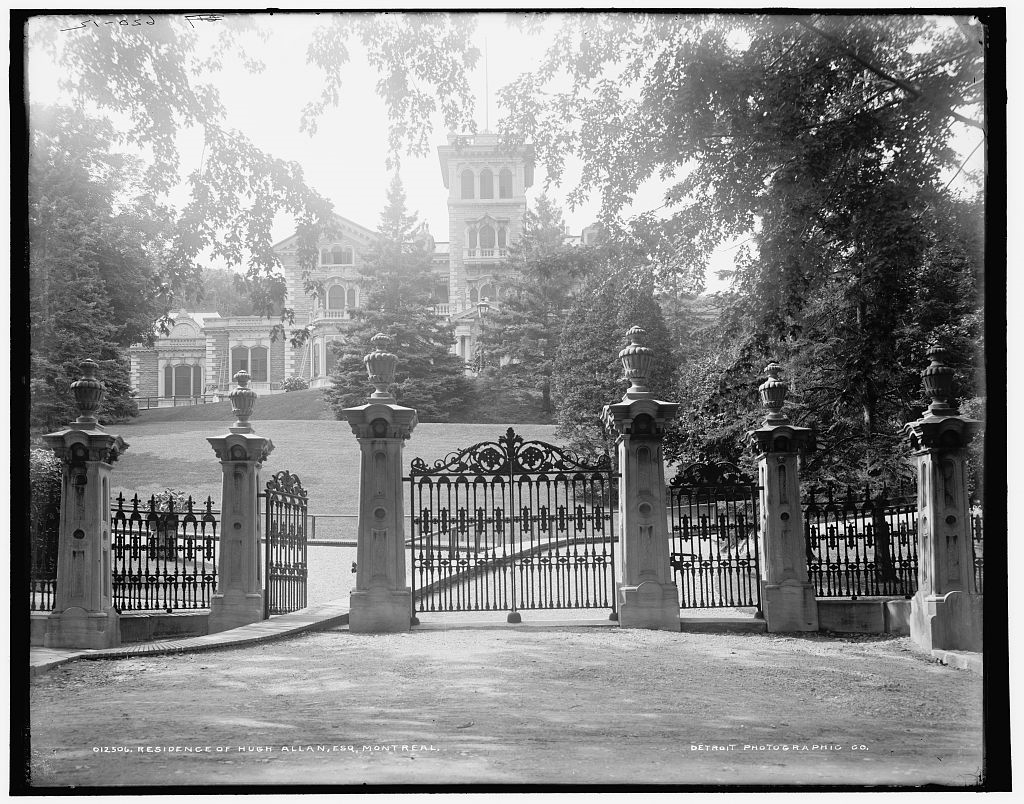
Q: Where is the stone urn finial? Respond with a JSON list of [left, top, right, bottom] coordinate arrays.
[[922, 342, 958, 416], [759, 361, 790, 425], [229, 369, 257, 432], [71, 359, 105, 425], [364, 333, 397, 402], [619, 325, 654, 400]]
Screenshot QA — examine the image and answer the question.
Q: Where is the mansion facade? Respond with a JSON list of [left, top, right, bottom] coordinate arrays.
[[129, 132, 597, 401]]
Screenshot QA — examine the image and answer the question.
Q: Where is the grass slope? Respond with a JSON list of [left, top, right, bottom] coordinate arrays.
[[135, 389, 331, 423], [134, 386, 554, 425], [111, 420, 560, 520]]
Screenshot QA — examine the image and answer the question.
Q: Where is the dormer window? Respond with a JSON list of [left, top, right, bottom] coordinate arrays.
[[461, 169, 475, 200], [480, 168, 494, 199], [498, 168, 513, 199]]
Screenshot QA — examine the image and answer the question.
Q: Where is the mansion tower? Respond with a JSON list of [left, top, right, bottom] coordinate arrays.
[[130, 132, 589, 401]]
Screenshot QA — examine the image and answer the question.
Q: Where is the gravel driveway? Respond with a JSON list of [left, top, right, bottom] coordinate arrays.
[[28, 626, 983, 789]]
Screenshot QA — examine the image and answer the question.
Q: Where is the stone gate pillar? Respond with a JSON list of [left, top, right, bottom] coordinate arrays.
[[904, 344, 982, 652], [207, 370, 274, 633], [748, 362, 818, 632], [344, 334, 418, 633], [602, 326, 680, 630], [43, 360, 128, 649]]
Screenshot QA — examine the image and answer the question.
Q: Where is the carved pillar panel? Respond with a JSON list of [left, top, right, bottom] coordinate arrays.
[[207, 370, 274, 633], [42, 360, 128, 649], [904, 344, 982, 652], [602, 327, 681, 631], [748, 362, 818, 633], [344, 334, 419, 633]]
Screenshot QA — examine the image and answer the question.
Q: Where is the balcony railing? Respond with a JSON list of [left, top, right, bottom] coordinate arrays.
[[464, 248, 507, 260], [433, 304, 450, 316], [310, 308, 354, 321]]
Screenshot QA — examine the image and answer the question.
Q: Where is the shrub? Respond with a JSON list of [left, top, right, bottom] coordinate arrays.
[[30, 449, 62, 565], [282, 376, 310, 392]]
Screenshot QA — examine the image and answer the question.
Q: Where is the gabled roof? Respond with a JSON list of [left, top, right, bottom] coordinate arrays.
[[271, 212, 379, 252]]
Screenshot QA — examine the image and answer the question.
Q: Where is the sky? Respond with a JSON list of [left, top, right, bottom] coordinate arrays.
[[26, 10, 986, 293]]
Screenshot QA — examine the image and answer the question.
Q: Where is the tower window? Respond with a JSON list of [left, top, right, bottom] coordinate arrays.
[[479, 225, 496, 251], [346, 288, 357, 307], [461, 169, 475, 200], [497, 227, 507, 250], [498, 169, 513, 199], [480, 168, 494, 199], [328, 285, 345, 310]]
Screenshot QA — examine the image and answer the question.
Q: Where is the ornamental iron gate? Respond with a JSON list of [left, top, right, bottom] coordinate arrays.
[[262, 471, 309, 617], [408, 428, 617, 621], [668, 462, 762, 612]]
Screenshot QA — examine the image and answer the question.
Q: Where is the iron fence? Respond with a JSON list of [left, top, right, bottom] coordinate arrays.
[[668, 462, 762, 611], [111, 493, 219, 612], [803, 483, 918, 598]]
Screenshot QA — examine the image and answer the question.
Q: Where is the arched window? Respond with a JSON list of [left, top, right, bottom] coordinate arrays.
[[164, 363, 201, 398], [497, 227, 507, 250], [231, 345, 249, 377], [479, 168, 494, 199], [461, 169, 475, 199], [340, 246, 354, 265], [320, 248, 330, 265], [231, 346, 269, 382], [498, 168, 513, 198], [250, 346, 268, 382], [467, 228, 478, 250], [479, 284, 494, 301], [346, 288, 357, 307], [470, 287, 479, 303], [328, 285, 345, 310], [330, 246, 344, 265], [174, 365, 193, 398], [326, 340, 340, 373], [479, 225, 496, 252]]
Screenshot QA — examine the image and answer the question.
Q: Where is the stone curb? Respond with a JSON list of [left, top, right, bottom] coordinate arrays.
[[931, 649, 983, 673], [30, 600, 350, 677]]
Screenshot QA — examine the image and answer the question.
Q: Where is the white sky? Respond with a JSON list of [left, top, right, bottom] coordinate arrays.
[[26, 10, 985, 294]]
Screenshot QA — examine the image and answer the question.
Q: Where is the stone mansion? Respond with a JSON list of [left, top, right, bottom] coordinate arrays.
[[129, 131, 598, 401]]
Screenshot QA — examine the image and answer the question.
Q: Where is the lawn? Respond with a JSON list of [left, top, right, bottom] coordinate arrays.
[[111, 420, 560, 518]]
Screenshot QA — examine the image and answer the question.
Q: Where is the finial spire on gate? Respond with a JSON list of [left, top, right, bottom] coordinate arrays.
[[364, 333, 398, 402], [618, 325, 655, 401]]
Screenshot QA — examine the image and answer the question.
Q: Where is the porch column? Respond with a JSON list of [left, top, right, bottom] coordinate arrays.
[[42, 359, 127, 649], [602, 326, 680, 630], [904, 344, 982, 651], [748, 362, 818, 632], [207, 370, 274, 633], [344, 334, 418, 633]]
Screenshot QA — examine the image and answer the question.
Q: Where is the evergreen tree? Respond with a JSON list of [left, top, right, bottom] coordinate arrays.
[[323, 174, 473, 420], [552, 267, 677, 457], [476, 195, 587, 413]]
